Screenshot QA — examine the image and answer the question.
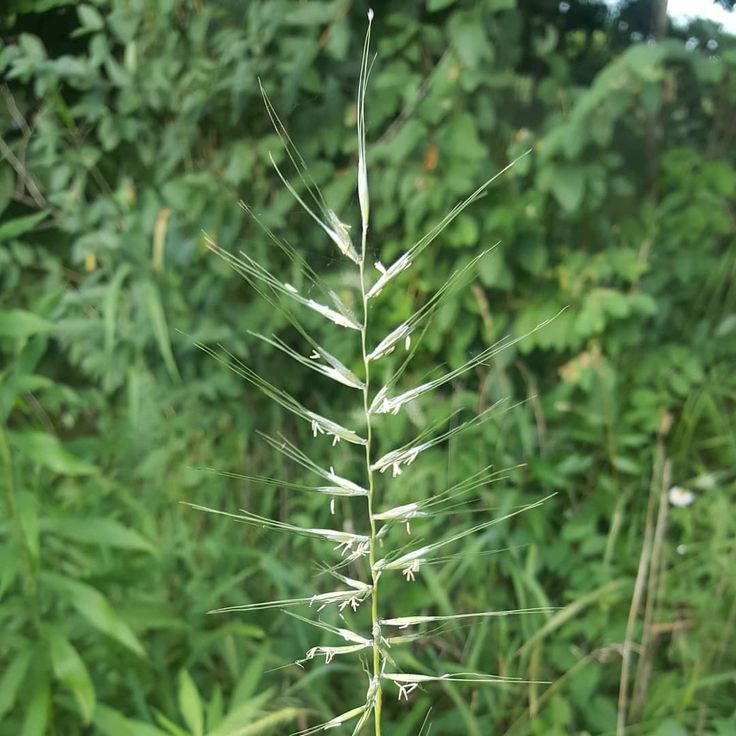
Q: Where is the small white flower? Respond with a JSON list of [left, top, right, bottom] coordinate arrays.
[[339, 595, 363, 612], [335, 538, 356, 555], [676, 544, 687, 555], [402, 559, 421, 582], [668, 486, 695, 507]]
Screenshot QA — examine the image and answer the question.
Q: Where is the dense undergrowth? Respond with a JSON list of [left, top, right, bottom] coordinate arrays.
[[1, 1, 735, 734]]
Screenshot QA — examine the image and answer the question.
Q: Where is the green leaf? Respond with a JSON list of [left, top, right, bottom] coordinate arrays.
[[427, 0, 456, 10], [18, 33, 47, 63], [518, 580, 627, 655], [379, 119, 426, 161], [20, 677, 49, 736], [448, 13, 493, 69], [43, 517, 155, 553], [446, 214, 479, 247], [208, 691, 275, 736], [549, 164, 585, 212], [8, 431, 96, 476], [205, 686, 223, 733], [77, 4, 104, 31], [0, 544, 19, 598], [42, 573, 146, 657], [17, 491, 40, 563], [612, 456, 641, 475], [178, 670, 204, 736], [46, 626, 95, 723], [154, 709, 190, 736], [283, 1, 340, 25], [10, 0, 75, 11], [444, 113, 486, 160], [0, 165, 14, 216], [230, 652, 267, 705], [0, 649, 33, 721], [138, 280, 180, 382], [0, 310, 53, 339], [104, 265, 130, 358], [216, 708, 302, 736], [652, 719, 689, 736], [478, 248, 512, 288], [95, 705, 170, 736], [0, 211, 47, 241]]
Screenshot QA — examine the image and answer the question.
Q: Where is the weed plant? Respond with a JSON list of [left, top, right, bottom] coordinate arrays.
[[190, 11, 555, 735]]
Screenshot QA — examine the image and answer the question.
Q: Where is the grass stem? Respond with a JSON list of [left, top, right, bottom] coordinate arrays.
[[360, 223, 383, 735]]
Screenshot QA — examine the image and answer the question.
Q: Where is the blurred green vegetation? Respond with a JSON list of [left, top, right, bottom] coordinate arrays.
[[1, 0, 735, 734]]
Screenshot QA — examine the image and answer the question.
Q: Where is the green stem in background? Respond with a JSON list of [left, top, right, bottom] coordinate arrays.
[[0, 427, 39, 612], [359, 225, 382, 735]]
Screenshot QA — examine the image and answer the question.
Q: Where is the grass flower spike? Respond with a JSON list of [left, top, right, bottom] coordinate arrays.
[[191, 10, 554, 734]]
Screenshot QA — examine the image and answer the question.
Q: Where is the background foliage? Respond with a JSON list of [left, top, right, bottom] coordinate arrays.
[[1, 0, 735, 734]]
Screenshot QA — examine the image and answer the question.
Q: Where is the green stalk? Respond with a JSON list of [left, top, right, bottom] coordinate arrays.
[[359, 224, 382, 735], [0, 427, 38, 608]]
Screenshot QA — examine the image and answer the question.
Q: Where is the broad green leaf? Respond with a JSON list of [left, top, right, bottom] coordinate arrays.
[[20, 677, 49, 736], [43, 517, 155, 553], [46, 625, 95, 723], [448, 14, 493, 69], [583, 694, 617, 732], [549, 164, 585, 212], [0, 649, 33, 721], [0, 211, 47, 241], [8, 431, 96, 475], [178, 669, 204, 736], [478, 248, 513, 288], [444, 113, 487, 160], [77, 4, 103, 30], [0, 310, 53, 339], [42, 573, 145, 657], [95, 705, 170, 736], [380, 119, 426, 161]]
